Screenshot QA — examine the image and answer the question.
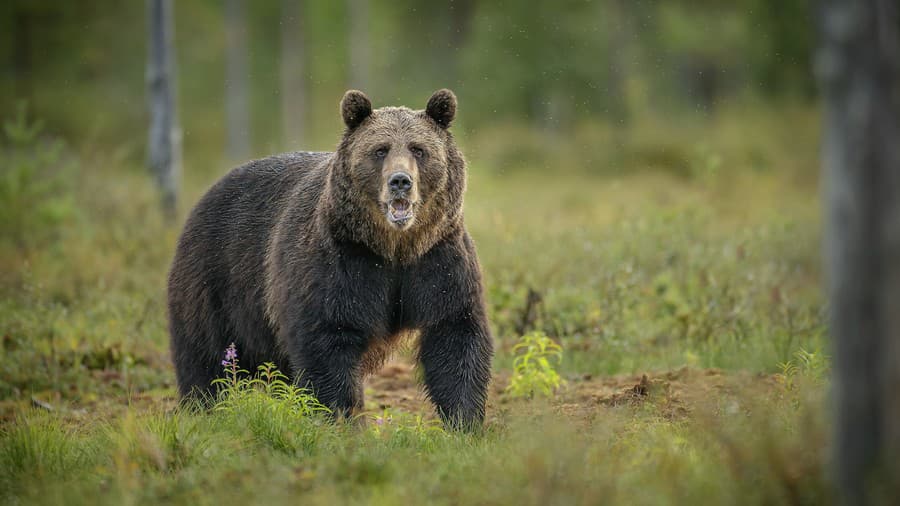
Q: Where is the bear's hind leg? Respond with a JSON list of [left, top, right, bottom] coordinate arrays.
[[291, 328, 367, 419], [172, 348, 221, 406]]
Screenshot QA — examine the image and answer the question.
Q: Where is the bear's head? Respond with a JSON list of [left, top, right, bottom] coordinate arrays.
[[329, 89, 466, 261]]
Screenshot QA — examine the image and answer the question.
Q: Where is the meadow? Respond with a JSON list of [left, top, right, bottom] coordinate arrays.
[[0, 103, 830, 505]]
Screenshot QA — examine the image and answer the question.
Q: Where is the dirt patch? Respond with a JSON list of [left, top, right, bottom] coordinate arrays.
[[364, 361, 429, 414], [363, 359, 777, 424]]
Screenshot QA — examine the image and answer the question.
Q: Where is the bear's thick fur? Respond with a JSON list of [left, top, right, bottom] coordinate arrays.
[[167, 89, 493, 428]]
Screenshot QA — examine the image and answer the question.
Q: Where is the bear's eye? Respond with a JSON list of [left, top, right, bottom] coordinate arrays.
[[374, 147, 389, 159], [410, 147, 425, 159]]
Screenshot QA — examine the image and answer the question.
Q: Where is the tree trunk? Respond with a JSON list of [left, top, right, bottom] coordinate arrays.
[[446, 0, 475, 87], [225, 0, 251, 161], [347, 0, 369, 91], [818, 0, 900, 503], [146, 0, 181, 221], [280, 0, 306, 150], [605, 0, 630, 125], [11, 6, 33, 104]]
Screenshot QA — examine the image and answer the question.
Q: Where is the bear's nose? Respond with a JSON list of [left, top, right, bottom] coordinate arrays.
[[388, 172, 413, 192]]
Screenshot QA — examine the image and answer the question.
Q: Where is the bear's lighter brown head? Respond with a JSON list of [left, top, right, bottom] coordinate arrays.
[[328, 89, 466, 262]]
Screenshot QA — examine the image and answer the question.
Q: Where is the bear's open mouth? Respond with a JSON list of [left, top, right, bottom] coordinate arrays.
[[387, 198, 414, 226]]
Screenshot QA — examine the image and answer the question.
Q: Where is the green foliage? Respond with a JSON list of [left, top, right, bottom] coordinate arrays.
[[505, 331, 566, 399], [368, 408, 446, 444], [0, 415, 100, 498], [109, 411, 218, 475], [212, 360, 330, 419], [0, 103, 75, 249], [776, 348, 830, 398], [0, 384, 829, 505], [210, 354, 331, 455], [478, 165, 824, 377]]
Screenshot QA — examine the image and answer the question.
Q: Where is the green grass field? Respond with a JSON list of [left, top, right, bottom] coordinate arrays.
[[0, 106, 830, 505]]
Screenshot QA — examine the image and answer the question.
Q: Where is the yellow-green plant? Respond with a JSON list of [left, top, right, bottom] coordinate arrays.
[[368, 408, 445, 440], [776, 347, 830, 393], [505, 331, 566, 399]]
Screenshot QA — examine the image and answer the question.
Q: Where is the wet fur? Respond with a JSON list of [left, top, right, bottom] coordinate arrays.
[[168, 90, 493, 428]]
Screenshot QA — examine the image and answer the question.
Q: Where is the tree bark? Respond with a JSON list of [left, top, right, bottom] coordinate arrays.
[[446, 0, 475, 87], [146, 0, 181, 220], [605, 0, 630, 125], [347, 0, 369, 91], [225, 0, 251, 161], [280, 0, 306, 150], [818, 0, 900, 503]]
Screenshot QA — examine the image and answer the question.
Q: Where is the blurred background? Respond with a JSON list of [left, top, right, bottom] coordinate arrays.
[[0, 0, 816, 174]]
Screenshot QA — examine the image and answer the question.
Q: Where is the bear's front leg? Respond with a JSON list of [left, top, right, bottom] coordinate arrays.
[[291, 328, 366, 419], [419, 309, 493, 430]]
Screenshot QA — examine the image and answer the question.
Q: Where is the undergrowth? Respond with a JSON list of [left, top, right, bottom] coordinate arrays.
[[211, 343, 330, 419], [0, 367, 829, 505]]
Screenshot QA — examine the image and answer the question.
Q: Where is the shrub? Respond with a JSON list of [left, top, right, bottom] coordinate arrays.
[[0, 103, 75, 250], [505, 331, 566, 399], [210, 343, 331, 454], [212, 343, 330, 418]]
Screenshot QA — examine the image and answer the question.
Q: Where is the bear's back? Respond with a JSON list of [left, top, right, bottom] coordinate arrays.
[[168, 151, 332, 358], [175, 150, 331, 272]]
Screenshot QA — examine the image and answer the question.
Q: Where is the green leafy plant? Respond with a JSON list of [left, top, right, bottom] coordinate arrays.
[[776, 347, 830, 392], [505, 331, 566, 399], [211, 343, 330, 418]]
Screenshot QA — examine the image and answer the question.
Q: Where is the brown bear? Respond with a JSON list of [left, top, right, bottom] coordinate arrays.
[[167, 89, 493, 429]]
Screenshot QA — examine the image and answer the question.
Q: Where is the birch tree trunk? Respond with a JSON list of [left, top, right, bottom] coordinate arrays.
[[280, 0, 306, 150], [605, 0, 629, 125], [818, 0, 900, 503], [347, 0, 369, 91], [225, 0, 251, 161], [146, 0, 181, 220]]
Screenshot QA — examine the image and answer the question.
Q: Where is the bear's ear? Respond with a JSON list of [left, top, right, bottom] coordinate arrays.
[[425, 89, 457, 129], [341, 90, 372, 130]]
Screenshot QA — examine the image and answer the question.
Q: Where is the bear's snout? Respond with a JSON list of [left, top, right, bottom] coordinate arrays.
[[388, 172, 413, 193], [381, 155, 419, 229]]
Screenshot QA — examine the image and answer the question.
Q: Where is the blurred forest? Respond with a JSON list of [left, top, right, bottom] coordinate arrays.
[[0, 0, 814, 172]]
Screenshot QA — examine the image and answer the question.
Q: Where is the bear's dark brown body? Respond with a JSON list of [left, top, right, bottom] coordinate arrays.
[[167, 90, 493, 428]]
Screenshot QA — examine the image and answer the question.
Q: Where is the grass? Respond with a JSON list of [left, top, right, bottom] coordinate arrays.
[[0, 105, 831, 504], [1, 374, 828, 505]]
